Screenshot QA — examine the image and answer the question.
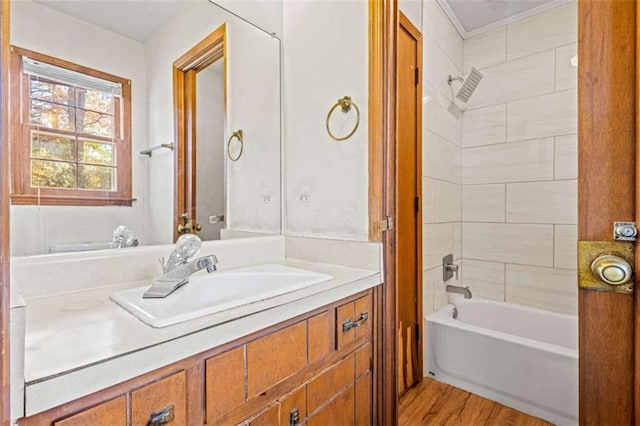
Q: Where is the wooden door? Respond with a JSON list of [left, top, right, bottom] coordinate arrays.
[[395, 13, 422, 394], [578, 0, 636, 424]]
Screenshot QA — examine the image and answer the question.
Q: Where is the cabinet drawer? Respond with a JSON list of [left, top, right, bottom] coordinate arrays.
[[206, 346, 246, 423], [130, 371, 187, 426], [53, 397, 126, 426], [336, 294, 372, 350], [247, 321, 307, 398]]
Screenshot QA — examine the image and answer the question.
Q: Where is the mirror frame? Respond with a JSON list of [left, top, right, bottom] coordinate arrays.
[[173, 24, 226, 241]]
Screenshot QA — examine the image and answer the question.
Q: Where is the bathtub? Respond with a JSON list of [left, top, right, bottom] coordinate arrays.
[[426, 299, 578, 426]]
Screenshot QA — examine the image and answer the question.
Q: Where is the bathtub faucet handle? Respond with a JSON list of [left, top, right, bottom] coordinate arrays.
[[442, 254, 459, 281], [445, 263, 459, 280]]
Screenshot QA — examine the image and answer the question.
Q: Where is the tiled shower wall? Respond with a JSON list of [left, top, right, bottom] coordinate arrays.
[[459, 2, 578, 315], [418, 1, 463, 316]]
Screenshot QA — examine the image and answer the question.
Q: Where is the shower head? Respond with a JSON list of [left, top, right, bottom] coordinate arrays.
[[447, 67, 483, 103]]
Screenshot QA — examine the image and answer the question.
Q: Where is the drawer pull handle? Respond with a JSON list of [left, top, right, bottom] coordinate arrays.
[[343, 312, 368, 332], [148, 404, 174, 425]]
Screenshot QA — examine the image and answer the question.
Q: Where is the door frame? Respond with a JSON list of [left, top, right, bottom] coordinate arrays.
[[173, 24, 226, 241], [368, 0, 398, 424], [0, 0, 9, 422]]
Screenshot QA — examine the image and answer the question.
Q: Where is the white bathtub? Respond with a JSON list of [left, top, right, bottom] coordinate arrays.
[[426, 299, 578, 425]]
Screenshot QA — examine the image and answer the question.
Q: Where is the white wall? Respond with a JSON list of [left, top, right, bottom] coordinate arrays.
[[145, 1, 281, 244], [9, 0, 148, 256], [283, 0, 369, 241], [460, 2, 578, 315]]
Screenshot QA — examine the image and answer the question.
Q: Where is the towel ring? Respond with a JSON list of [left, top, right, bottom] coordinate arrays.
[[326, 96, 360, 141], [227, 130, 244, 161]]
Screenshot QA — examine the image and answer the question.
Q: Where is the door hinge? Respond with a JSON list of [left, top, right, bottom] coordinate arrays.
[[415, 196, 420, 214], [414, 67, 420, 86], [415, 323, 420, 341], [373, 216, 394, 233]]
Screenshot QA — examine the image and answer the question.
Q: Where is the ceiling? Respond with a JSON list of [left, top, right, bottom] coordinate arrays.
[[437, 0, 571, 38], [35, 0, 199, 42]]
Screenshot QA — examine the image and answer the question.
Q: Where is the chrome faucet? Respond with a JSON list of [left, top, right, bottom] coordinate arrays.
[[111, 225, 138, 249], [445, 285, 472, 299], [143, 235, 218, 298]]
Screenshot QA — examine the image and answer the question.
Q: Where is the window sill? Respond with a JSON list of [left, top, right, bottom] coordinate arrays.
[[11, 194, 136, 207]]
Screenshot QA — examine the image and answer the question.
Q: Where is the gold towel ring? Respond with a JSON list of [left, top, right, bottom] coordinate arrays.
[[227, 129, 244, 161], [326, 96, 360, 141]]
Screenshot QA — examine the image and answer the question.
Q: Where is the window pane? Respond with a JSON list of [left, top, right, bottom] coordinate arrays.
[[29, 77, 74, 105], [79, 165, 115, 191], [76, 88, 113, 114], [30, 100, 75, 131], [31, 160, 76, 188], [79, 140, 114, 166], [76, 110, 113, 137], [31, 132, 76, 162]]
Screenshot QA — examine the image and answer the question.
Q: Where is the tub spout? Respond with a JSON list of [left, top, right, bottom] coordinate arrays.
[[446, 284, 472, 299]]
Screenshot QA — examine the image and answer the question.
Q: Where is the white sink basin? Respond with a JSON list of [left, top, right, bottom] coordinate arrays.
[[110, 264, 332, 328]]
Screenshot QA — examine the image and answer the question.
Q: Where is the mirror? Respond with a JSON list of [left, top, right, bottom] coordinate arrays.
[[9, 0, 282, 256], [195, 61, 225, 240]]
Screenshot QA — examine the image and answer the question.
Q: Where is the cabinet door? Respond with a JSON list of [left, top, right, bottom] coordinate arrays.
[[131, 371, 187, 426], [307, 386, 355, 426], [308, 311, 331, 364], [248, 404, 279, 426], [247, 321, 307, 398], [307, 355, 355, 415], [53, 396, 126, 426], [355, 372, 372, 426], [279, 386, 306, 426]]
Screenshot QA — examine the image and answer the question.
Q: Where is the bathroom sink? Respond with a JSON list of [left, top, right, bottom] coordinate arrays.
[[110, 264, 332, 328]]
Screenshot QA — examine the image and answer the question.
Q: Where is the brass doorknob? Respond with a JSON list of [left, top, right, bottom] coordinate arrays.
[[591, 255, 633, 286]]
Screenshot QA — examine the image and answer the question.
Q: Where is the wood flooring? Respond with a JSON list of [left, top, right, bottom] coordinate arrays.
[[398, 379, 552, 426]]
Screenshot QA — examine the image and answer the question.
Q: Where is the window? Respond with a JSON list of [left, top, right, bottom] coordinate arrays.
[[10, 46, 132, 206]]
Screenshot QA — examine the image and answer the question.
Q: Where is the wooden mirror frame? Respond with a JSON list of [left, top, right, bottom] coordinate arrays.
[[173, 23, 226, 242]]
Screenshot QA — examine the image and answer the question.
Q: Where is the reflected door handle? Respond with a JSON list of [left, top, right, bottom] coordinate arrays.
[[177, 213, 202, 234]]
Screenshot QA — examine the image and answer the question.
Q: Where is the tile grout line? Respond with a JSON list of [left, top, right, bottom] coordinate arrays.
[[463, 85, 576, 113], [463, 177, 577, 187], [462, 131, 577, 151]]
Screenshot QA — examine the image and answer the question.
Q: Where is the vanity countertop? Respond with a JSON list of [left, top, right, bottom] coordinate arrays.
[[21, 257, 381, 415]]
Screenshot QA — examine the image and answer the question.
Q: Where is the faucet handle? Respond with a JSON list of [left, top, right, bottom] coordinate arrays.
[[442, 254, 459, 281], [446, 264, 459, 280]]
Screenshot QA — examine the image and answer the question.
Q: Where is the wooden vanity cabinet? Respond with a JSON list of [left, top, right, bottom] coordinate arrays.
[[52, 396, 126, 426], [18, 289, 376, 426]]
